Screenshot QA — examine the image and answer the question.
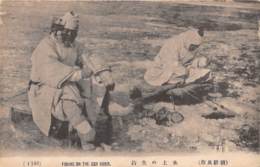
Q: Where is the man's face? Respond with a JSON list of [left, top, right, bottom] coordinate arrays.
[[189, 44, 200, 52], [61, 29, 78, 47]]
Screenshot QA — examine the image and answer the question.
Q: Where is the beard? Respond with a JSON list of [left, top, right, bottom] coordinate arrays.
[[61, 30, 77, 47], [63, 39, 73, 47]]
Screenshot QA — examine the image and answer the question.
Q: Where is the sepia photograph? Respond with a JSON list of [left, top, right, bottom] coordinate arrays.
[[0, 0, 259, 166]]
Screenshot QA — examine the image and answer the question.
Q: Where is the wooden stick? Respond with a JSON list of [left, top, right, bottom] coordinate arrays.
[[133, 83, 212, 105], [132, 84, 179, 104]]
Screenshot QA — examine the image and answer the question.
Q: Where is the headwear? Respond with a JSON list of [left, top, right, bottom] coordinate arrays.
[[60, 11, 79, 30], [181, 28, 202, 49], [144, 28, 203, 86], [51, 11, 79, 31]]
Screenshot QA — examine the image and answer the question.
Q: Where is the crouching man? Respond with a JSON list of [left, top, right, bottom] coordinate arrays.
[[28, 11, 104, 150], [144, 27, 211, 87]]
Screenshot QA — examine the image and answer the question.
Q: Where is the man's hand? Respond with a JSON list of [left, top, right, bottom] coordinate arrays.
[[82, 65, 93, 79], [190, 56, 209, 68], [97, 69, 115, 91], [189, 44, 200, 52], [106, 82, 115, 91]]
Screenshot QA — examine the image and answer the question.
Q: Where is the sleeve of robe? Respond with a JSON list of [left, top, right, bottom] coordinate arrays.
[[159, 38, 187, 79], [31, 38, 74, 88], [75, 42, 85, 68], [178, 46, 195, 67], [74, 42, 94, 98], [144, 38, 187, 86]]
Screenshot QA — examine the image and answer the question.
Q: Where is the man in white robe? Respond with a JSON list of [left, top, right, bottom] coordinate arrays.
[[28, 11, 106, 150], [144, 28, 211, 87]]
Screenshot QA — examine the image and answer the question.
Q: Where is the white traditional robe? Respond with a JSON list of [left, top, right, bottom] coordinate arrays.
[[144, 29, 210, 86], [28, 35, 101, 136]]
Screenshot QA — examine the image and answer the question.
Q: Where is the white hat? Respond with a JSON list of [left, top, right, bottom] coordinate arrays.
[[53, 11, 79, 30], [61, 11, 79, 30]]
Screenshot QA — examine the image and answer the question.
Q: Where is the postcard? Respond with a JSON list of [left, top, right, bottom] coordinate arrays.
[[0, 0, 259, 166]]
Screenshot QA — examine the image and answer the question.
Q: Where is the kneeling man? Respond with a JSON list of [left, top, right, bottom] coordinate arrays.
[[144, 28, 211, 87]]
